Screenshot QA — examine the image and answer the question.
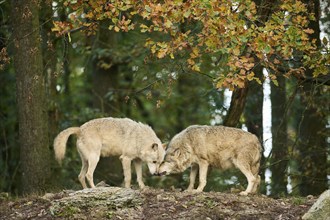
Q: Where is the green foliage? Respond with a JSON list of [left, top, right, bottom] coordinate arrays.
[[53, 0, 329, 89]]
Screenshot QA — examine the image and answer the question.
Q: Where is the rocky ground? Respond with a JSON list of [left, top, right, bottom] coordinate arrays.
[[0, 187, 316, 220]]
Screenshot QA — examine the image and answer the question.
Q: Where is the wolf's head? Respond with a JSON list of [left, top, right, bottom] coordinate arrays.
[[141, 142, 166, 175], [147, 143, 165, 175], [157, 143, 192, 175], [138, 125, 166, 175]]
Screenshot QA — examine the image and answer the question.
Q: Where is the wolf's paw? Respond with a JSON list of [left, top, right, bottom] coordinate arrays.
[[140, 186, 150, 192], [185, 187, 194, 192], [138, 183, 146, 189], [186, 189, 202, 194], [239, 191, 249, 196]]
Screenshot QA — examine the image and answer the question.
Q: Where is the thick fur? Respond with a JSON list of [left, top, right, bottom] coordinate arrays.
[[54, 117, 165, 189], [158, 125, 261, 195]]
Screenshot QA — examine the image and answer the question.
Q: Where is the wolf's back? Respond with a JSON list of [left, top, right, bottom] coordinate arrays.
[[54, 127, 80, 164]]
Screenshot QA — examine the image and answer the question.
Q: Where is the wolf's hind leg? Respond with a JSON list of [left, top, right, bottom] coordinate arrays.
[[85, 153, 100, 188], [252, 175, 261, 193], [134, 159, 145, 189], [187, 164, 198, 191], [78, 158, 88, 189], [234, 160, 258, 195], [251, 158, 261, 193], [120, 156, 132, 188]]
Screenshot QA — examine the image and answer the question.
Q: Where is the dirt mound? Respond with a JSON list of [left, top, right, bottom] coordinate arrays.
[[0, 187, 315, 219]]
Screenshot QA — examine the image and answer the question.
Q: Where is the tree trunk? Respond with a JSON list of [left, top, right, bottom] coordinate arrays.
[[244, 66, 264, 141], [41, 0, 58, 137], [223, 0, 279, 128], [91, 20, 120, 115], [175, 72, 201, 132], [270, 76, 288, 196], [90, 20, 122, 186], [11, 0, 51, 194], [296, 85, 327, 196], [223, 82, 248, 127], [40, 0, 61, 189], [296, 0, 328, 196], [244, 64, 265, 194], [0, 0, 21, 193]]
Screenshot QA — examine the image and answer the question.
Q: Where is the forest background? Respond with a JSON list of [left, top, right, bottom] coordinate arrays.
[[0, 0, 329, 198]]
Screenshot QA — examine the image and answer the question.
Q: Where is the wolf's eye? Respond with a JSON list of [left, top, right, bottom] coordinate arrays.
[[153, 161, 157, 164]]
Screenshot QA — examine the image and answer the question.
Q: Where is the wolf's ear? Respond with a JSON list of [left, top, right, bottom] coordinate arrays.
[[152, 143, 158, 151], [173, 148, 181, 157]]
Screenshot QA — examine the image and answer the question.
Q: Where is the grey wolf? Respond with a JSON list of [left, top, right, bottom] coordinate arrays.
[[54, 117, 165, 189], [158, 125, 261, 195]]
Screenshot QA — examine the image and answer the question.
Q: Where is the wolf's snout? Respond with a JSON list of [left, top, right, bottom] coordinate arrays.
[[153, 171, 166, 176], [152, 172, 165, 176], [158, 171, 167, 176]]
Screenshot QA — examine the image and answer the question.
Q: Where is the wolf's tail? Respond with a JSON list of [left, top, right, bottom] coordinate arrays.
[[54, 127, 80, 164]]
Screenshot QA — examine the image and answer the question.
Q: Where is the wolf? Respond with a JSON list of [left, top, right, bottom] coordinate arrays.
[[54, 117, 165, 189], [158, 125, 261, 195]]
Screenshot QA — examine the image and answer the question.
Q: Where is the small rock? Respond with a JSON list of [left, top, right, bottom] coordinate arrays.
[[306, 195, 314, 200], [0, 192, 9, 201], [96, 181, 110, 187], [42, 193, 55, 200]]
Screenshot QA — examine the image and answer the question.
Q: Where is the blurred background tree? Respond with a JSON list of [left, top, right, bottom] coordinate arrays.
[[0, 0, 329, 196]]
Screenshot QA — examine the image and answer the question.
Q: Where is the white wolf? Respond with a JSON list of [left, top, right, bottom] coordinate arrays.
[[54, 117, 165, 189], [158, 125, 261, 195]]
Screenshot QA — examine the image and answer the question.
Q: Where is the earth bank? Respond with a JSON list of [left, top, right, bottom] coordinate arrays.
[[0, 187, 316, 219]]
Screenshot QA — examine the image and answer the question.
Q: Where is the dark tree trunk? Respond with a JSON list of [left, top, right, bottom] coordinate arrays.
[[223, 82, 248, 127], [0, 0, 21, 193], [296, 84, 327, 196], [270, 76, 288, 196], [175, 72, 197, 132], [244, 66, 264, 141], [11, 0, 51, 194], [90, 20, 122, 186], [244, 64, 265, 194], [296, 0, 328, 196], [40, 0, 59, 142], [91, 20, 120, 115], [40, 0, 61, 189]]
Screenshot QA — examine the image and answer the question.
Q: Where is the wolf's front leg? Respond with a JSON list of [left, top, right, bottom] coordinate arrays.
[[120, 156, 132, 188], [133, 159, 145, 189], [195, 160, 209, 192], [187, 164, 198, 191]]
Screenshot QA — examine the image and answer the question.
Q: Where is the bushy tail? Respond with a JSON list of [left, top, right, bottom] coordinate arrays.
[[53, 127, 80, 164]]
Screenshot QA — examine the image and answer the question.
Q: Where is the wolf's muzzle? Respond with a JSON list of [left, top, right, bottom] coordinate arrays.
[[158, 171, 167, 176]]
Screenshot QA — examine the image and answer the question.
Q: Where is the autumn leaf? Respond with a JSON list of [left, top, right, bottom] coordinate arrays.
[[140, 24, 149, 33], [303, 28, 314, 34], [247, 72, 255, 81], [233, 48, 240, 56], [145, 5, 151, 13], [114, 26, 120, 32], [183, 10, 191, 18], [192, 64, 200, 72], [164, 20, 173, 28]]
